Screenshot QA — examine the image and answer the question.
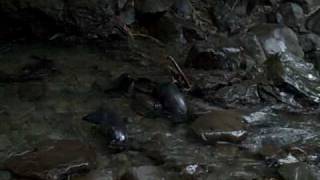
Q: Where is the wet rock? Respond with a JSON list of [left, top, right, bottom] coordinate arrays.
[[286, 145, 320, 163], [172, 0, 193, 19], [4, 140, 97, 180], [243, 127, 313, 153], [257, 84, 299, 106], [299, 33, 320, 53], [278, 162, 317, 180], [307, 9, 320, 36], [0, 0, 129, 39], [188, 98, 221, 116], [240, 33, 267, 66], [244, 24, 304, 64], [188, 70, 232, 97], [145, 14, 181, 43], [265, 52, 320, 103], [305, 50, 320, 71], [257, 143, 285, 163], [243, 106, 280, 126], [185, 36, 244, 70], [210, 0, 248, 34], [279, 3, 305, 32], [0, 171, 11, 180], [135, 0, 175, 14], [292, 0, 320, 13], [179, 164, 207, 178], [191, 109, 247, 144], [120, 0, 136, 25], [211, 81, 261, 106], [181, 22, 205, 42], [153, 83, 188, 123], [121, 166, 166, 180]]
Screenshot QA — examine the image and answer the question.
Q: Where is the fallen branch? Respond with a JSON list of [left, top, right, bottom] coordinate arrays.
[[167, 56, 192, 90]]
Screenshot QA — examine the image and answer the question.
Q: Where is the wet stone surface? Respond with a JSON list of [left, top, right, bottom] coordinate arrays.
[[191, 109, 247, 144], [4, 139, 97, 180], [0, 39, 319, 180], [1, 0, 320, 179]]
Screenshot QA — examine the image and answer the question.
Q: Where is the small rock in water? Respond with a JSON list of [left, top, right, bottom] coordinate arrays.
[[4, 140, 97, 180], [191, 109, 247, 144]]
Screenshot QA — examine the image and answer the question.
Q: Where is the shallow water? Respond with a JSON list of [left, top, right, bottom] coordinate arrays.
[[1, 42, 320, 180]]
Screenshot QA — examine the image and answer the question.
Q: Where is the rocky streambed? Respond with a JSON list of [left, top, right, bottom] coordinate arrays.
[[1, 0, 320, 180]]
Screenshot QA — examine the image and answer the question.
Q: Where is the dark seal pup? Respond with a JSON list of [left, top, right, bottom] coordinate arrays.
[[83, 110, 128, 149]]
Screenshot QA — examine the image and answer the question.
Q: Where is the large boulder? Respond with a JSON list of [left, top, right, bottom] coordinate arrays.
[[243, 24, 304, 65], [265, 52, 320, 103], [185, 35, 244, 70], [279, 2, 305, 32]]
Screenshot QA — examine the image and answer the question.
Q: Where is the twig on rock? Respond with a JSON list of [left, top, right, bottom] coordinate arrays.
[[167, 56, 192, 90]]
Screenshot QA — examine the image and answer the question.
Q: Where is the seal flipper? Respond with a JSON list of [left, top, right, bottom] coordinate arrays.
[[82, 110, 120, 125], [82, 112, 106, 125]]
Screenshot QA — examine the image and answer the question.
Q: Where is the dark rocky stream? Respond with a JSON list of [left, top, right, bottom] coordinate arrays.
[[1, 0, 320, 179]]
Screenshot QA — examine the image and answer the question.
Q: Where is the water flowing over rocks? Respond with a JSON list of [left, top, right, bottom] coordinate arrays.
[[1, 0, 320, 179], [278, 162, 319, 180]]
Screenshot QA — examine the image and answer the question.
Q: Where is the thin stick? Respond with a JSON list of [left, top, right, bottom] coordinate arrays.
[[167, 56, 192, 89]]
